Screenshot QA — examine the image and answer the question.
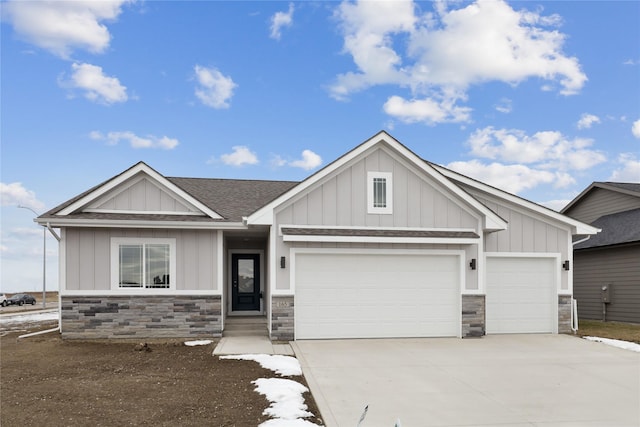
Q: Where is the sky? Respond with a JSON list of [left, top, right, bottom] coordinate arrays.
[[1, 0, 639, 293]]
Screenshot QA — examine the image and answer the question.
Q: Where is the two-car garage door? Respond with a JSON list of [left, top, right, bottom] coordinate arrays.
[[294, 251, 460, 339]]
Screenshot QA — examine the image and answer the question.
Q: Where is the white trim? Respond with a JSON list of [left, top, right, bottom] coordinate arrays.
[[227, 249, 265, 315], [59, 289, 222, 296], [432, 163, 600, 236], [37, 218, 247, 229], [56, 162, 223, 219], [367, 171, 393, 214], [283, 235, 480, 244], [110, 237, 177, 292], [84, 209, 205, 216], [247, 131, 507, 231]]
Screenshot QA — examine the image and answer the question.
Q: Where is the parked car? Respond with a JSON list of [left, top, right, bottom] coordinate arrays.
[[7, 293, 36, 306], [0, 293, 7, 307]]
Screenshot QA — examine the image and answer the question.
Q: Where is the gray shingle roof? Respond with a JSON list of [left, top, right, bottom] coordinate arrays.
[[602, 182, 640, 193], [575, 208, 640, 250], [168, 177, 298, 222]]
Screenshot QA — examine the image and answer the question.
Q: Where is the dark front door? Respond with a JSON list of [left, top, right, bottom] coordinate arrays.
[[231, 253, 261, 311]]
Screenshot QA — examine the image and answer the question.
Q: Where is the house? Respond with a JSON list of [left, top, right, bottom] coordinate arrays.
[[561, 182, 640, 324], [36, 131, 598, 340]]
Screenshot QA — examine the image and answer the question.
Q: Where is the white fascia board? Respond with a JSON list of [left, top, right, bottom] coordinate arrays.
[[36, 218, 247, 230], [56, 162, 223, 219], [432, 164, 600, 236], [279, 224, 478, 234], [282, 235, 480, 245]]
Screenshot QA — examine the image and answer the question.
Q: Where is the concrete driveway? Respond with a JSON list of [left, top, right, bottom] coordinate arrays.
[[292, 335, 640, 427]]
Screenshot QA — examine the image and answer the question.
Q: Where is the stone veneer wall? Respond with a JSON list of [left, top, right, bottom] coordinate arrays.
[[558, 295, 572, 334], [60, 295, 222, 339], [271, 296, 294, 341], [461, 295, 485, 337]]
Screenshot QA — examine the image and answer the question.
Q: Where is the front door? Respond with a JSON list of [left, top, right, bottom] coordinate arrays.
[[231, 253, 261, 311]]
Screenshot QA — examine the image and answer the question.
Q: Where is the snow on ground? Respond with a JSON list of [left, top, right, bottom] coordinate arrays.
[[184, 339, 213, 346], [584, 336, 640, 352], [253, 378, 314, 420], [220, 354, 322, 426], [0, 311, 58, 325], [220, 354, 302, 376]]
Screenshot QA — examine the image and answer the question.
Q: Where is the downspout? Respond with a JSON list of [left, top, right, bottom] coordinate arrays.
[[46, 222, 61, 241]]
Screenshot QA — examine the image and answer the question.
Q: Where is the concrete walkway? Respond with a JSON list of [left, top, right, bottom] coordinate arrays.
[[213, 335, 294, 356], [292, 334, 640, 427]]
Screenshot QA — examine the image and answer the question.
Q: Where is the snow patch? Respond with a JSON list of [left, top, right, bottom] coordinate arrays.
[[253, 378, 314, 420], [259, 419, 323, 427], [0, 311, 58, 325], [584, 336, 640, 352], [220, 354, 302, 376], [184, 339, 213, 346]]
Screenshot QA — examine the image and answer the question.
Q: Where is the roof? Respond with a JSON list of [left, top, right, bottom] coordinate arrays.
[[561, 181, 640, 214], [168, 177, 298, 222], [574, 208, 640, 250]]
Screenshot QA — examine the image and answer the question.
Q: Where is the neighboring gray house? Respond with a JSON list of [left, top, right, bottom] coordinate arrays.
[[562, 182, 640, 324], [37, 131, 598, 340]]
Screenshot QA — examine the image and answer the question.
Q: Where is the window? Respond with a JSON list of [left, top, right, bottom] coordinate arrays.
[[367, 172, 393, 214], [112, 238, 176, 290]]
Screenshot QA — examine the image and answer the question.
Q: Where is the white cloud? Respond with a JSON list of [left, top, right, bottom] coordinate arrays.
[[2, 0, 131, 59], [220, 146, 259, 167], [289, 150, 322, 170], [467, 127, 606, 171], [446, 160, 574, 194], [60, 62, 128, 104], [609, 153, 640, 182], [194, 65, 237, 109], [270, 3, 294, 40], [383, 95, 471, 124], [539, 199, 573, 212], [331, 0, 586, 123], [577, 113, 600, 130], [0, 182, 45, 211], [632, 119, 640, 139], [495, 98, 512, 114], [270, 154, 287, 168], [90, 131, 179, 150]]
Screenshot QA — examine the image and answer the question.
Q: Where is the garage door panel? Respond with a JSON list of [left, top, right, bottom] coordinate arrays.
[[486, 257, 557, 334], [295, 252, 460, 339]]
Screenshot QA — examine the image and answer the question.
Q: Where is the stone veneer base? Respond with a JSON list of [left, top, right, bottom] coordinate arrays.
[[558, 295, 572, 334], [271, 295, 294, 341], [462, 295, 486, 337], [60, 295, 222, 339]]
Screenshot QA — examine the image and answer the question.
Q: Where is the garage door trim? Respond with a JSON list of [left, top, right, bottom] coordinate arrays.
[[291, 248, 465, 339], [485, 252, 560, 334]]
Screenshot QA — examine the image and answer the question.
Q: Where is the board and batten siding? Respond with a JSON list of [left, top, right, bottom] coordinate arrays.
[[63, 228, 218, 292], [573, 245, 640, 324], [564, 187, 640, 224], [273, 147, 482, 291], [88, 176, 199, 213]]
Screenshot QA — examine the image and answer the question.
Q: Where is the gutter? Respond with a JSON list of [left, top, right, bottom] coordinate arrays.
[[572, 235, 591, 246]]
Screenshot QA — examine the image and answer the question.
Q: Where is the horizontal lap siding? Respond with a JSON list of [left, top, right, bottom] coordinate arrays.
[[565, 188, 640, 224], [64, 228, 218, 292], [574, 245, 640, 323]]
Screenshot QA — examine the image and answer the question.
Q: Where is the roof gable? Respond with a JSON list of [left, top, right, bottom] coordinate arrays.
[[430, 163, 600, 236], [55, 162, 223, 219], [247, 131, 507, 231], [561, 181, 640, 214]]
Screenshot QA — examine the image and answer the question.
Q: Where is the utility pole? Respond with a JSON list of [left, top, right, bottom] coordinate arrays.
[[18, 205, 46, 308]]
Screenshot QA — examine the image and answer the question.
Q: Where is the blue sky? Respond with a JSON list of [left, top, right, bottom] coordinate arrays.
[[1, 0, 639, 293]]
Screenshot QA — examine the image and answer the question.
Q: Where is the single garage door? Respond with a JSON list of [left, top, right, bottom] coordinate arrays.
[[294, 251, 460, 339], [486, 256, 557, 334]]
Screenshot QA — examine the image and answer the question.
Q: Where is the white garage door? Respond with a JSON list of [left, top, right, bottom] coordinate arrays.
[[486, 256, 557, 334], [294, 251, 460, 339]]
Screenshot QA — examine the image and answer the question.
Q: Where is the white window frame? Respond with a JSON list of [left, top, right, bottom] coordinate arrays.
[[110, 237, 176, 292], [367, 172, 393, 214]]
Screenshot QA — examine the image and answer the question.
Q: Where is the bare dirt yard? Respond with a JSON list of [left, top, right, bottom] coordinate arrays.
[[1, 323, 322, 427], [576, 319, 640, 344]]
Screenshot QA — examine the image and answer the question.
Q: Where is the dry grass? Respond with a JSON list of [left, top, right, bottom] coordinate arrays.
[[577, 319, 640, 344]]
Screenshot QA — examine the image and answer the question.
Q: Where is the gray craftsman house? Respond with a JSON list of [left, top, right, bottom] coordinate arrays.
[[37, 131, 598, 340], [562, 182, 640, 324]]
